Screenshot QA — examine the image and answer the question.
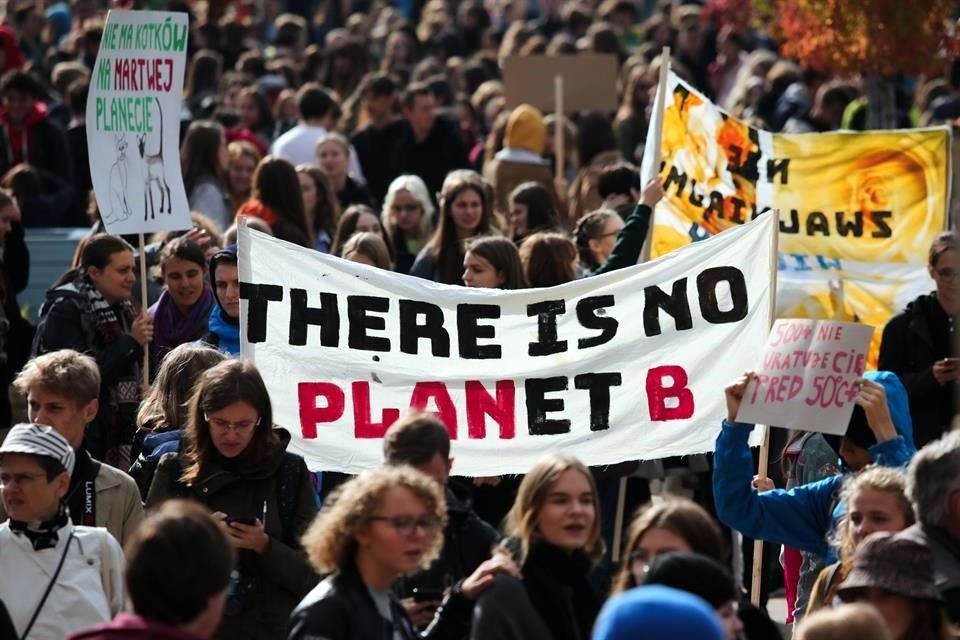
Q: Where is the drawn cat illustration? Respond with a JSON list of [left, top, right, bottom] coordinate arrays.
[[138, 96, 173, 220], [105, 133, 131, 224]]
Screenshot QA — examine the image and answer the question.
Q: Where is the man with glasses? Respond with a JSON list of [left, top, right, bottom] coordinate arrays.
[[880, 230, 960, 447], [382, 411, 499, 630], [0, 423, 124, 638]]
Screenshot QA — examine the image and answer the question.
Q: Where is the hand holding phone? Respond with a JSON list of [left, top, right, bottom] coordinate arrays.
[[933, 358, 960, 385], [412, 587, 444, 603]]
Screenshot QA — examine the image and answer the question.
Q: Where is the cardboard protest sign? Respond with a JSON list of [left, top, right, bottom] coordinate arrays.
[[238, 214, 776, 476], [641, 70, 948, 365], [737, 319, 874, 435], [502, 55, 619, 114], [87, 11, 192, 236]]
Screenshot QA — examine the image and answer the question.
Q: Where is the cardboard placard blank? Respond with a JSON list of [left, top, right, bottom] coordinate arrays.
[[503, 55, 619, 114]]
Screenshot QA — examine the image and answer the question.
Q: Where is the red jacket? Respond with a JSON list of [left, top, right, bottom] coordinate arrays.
[[68, 613, 208, 640]]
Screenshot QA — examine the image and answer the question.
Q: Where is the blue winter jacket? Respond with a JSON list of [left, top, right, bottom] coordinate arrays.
[[713, 370, 915, 561]]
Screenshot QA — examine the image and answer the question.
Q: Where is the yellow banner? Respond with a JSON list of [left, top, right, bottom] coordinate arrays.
[[646, 73, 950, 264], [642, 72, 949, 367]]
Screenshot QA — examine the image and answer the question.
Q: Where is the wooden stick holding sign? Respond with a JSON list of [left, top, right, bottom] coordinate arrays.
[[139, 233, 150, 385], [639, 47, 670, 264], [750, 210, 781, 606], [613, 47, 671, 564], [554, 75, 564, 181]]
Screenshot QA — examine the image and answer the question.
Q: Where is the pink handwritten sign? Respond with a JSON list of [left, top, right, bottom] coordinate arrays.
[[736, 319, 874, 435]]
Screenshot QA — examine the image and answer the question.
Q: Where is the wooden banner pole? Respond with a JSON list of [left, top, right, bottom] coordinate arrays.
[[554, 75, 564, 180], [750, 210, 781, 606], [138, 232, 150, 385]]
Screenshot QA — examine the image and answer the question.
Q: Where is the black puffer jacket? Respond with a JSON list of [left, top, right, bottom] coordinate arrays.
[[394, 488, 499, 599], [289, 561, 472, 640], [879, 292, 957, 448]]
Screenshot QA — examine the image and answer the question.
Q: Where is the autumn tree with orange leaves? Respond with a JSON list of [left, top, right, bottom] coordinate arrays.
[[759, 0, 953, 78]]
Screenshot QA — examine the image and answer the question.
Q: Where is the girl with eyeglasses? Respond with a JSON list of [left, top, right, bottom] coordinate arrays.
[[612, 497, 786, 640], [611, 497, 726, 595], [381, 175, 435, 275], [572, 177, 662, 277], [879, 230, 960, 448], [146, 359, 319, 640], [290, 466, 519, 639]]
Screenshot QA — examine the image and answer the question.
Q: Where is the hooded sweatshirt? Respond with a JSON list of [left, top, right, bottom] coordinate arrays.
[[494, 104, 547, 165], [713, 370, 916, 561], [0, 100, 50, 166], [205, 246, 240, 356]]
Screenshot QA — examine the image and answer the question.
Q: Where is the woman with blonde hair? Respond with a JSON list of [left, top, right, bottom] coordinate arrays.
[[806, 466, 915, 614], [381, 174, 434, 274], [290, 467, 517, 638], [225, 140, 261, 212], [469, 454, 604, 640], [316, 132, 373, 210], [411, 170, 497, 284]]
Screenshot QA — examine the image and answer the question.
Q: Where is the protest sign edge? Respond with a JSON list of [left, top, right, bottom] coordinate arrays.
[[638, 47, 670, 266]]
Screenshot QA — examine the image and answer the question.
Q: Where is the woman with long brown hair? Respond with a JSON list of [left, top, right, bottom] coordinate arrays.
[[410, 170, 496, 284], [296, 164, 341, 253], [145, 359, 318, 640], [236, 155, 312, 247], [129, 342, 226, 497], [181, 120, 232, 230], [519, 232, 578, 288]]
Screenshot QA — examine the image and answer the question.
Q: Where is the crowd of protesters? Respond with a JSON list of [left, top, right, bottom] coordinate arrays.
[[0, 0, 960, 638]]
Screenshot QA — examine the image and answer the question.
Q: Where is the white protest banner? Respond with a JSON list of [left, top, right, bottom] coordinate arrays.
[[239, 214, 775, 476], [737, 319, 873, 435], [87, 11, 191, 236]]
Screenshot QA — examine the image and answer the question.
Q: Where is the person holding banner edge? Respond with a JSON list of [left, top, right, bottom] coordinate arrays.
[[714, 371, 915, 591]]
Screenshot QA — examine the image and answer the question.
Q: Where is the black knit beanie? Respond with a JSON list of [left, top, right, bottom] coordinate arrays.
[[643, 552, 737, 609]]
